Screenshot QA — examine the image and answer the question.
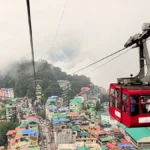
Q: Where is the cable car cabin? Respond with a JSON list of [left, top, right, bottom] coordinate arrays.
[[109, 83, 150, 127]]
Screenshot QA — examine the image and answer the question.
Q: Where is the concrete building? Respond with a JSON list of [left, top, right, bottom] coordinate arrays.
[[100, 112, 118, 126], [69, 97, 83, 113], [58, 144, 76, 150], [117, 123, 150, 149], [6, 104, 17, 121], [57, 80, 71, 101], [54, 129, 72, 144]]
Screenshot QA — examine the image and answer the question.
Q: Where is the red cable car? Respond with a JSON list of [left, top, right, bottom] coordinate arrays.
[[109, 23, 150, 127]]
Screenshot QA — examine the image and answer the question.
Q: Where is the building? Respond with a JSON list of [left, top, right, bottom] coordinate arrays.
[[58, 144, 76, 150], [57, 80, 71, 101], [117, 123, 150, 149], [0, 88, 14, 100], [6, 115, 40, 150], [35, 80, 42, 100], [69, 97, 83, 113], [100, 112, 118, 126], [54, 129, 72, 144], [6, 104, 17, 121]]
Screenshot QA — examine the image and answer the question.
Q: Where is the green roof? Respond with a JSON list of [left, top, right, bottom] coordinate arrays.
[[67, 122, 73, 127], [100, 145, 107, 150], [28, 146, 40, 150], [78, 146, 89, 150], [70, 97, 82, 104], [72, 126, 79, 131], [16, 130, 23, 135], [100, 136, 111, 142], [125, 127, 150, 141], [52, 113, 67, 119], [27, 120, 38, 124], [78, 132, 89, 137], [19, 122, 28, 128]]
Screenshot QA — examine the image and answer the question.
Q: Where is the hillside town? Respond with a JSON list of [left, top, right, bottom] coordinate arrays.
[[0, 80, 149, 150]]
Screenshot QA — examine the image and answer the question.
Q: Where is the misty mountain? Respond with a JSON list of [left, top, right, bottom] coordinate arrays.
[[0, 60, 91, 103]]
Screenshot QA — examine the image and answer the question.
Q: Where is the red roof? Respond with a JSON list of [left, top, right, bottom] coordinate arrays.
[[95, 122, 99, 125], [106, 142, 116, 149], [6, 130, 16, 135], [71, 112, 79, 117], [121, 138, 131, 144], [26, 116, 39, 121]]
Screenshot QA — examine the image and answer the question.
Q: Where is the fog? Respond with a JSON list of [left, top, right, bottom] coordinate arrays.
[[1, 0, 150, 88]]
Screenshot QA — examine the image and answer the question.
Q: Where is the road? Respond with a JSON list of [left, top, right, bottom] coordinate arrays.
[[39, 119, 54, 150]]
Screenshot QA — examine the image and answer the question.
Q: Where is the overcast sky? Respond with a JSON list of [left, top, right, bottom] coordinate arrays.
[[1, 0, 150, 88]]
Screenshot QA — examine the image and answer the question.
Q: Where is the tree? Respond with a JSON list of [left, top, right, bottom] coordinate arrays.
[[96, 101, 100, 111], [0, 108, 6, 119], [0, 121, 19, 146], [0, 60, 91, 102], [37, 110, 45, 119]]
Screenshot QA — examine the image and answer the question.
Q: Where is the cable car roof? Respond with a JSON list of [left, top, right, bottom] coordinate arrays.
[[111, 83, 150, 90]]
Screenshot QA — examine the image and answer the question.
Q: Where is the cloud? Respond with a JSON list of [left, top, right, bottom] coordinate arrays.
[[47, 34, 83, 69]]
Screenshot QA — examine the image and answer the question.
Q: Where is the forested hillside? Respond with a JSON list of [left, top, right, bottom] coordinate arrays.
[[0, 60, 91, 103]]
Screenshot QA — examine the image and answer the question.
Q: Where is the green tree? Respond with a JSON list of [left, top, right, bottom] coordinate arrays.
[[0, 108, 6, 119], [0, 121, 19, 146], [96, 100, 100, 111], [37, 110, 45, 119]]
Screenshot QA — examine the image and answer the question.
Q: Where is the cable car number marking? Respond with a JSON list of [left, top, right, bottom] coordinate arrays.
[[115, 110, 121, 118], [139, 117, 150, 123]]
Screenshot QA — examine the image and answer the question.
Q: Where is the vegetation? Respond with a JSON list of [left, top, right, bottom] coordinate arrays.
[[0, 121, 19, 146], [37, 110, 45, 119], [0, 60, 91, 103], [96, 94, 109, 111], [0, 108, 6, 119]]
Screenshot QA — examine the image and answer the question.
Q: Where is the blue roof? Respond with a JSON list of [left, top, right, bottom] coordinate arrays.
[[22, 129, 35, 135], [118, 144, 135, 150], [49, 107, 56, 111], [48, 96, 58, 99], [58, 107, 68, 112], [72, 120, 82, 125], [53, 119, 69, 124]]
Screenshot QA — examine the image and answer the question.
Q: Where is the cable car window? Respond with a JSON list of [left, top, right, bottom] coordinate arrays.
[[110, 89, 114, 96], [122, 103, 128, 114], [114, 90, 120, 98], [122, 94, 128, 102], [130, 95, 139, 116], [109, 96, 115, 107], [140, 96, 150, 113], [115, 100, 120, 109]]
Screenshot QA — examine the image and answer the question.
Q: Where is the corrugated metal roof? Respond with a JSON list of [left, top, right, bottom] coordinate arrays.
[[77, 146, 89, 150], [125, 127, 150, 141], [100, 145, 107, 150], [78, 132, 89, 137]]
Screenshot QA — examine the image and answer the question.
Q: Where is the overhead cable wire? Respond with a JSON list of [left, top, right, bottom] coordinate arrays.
[[73, 47, 127, 74], [26, 0, 36, 85], [87, 48, 133, 75], [49, 0, 68, 56]]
